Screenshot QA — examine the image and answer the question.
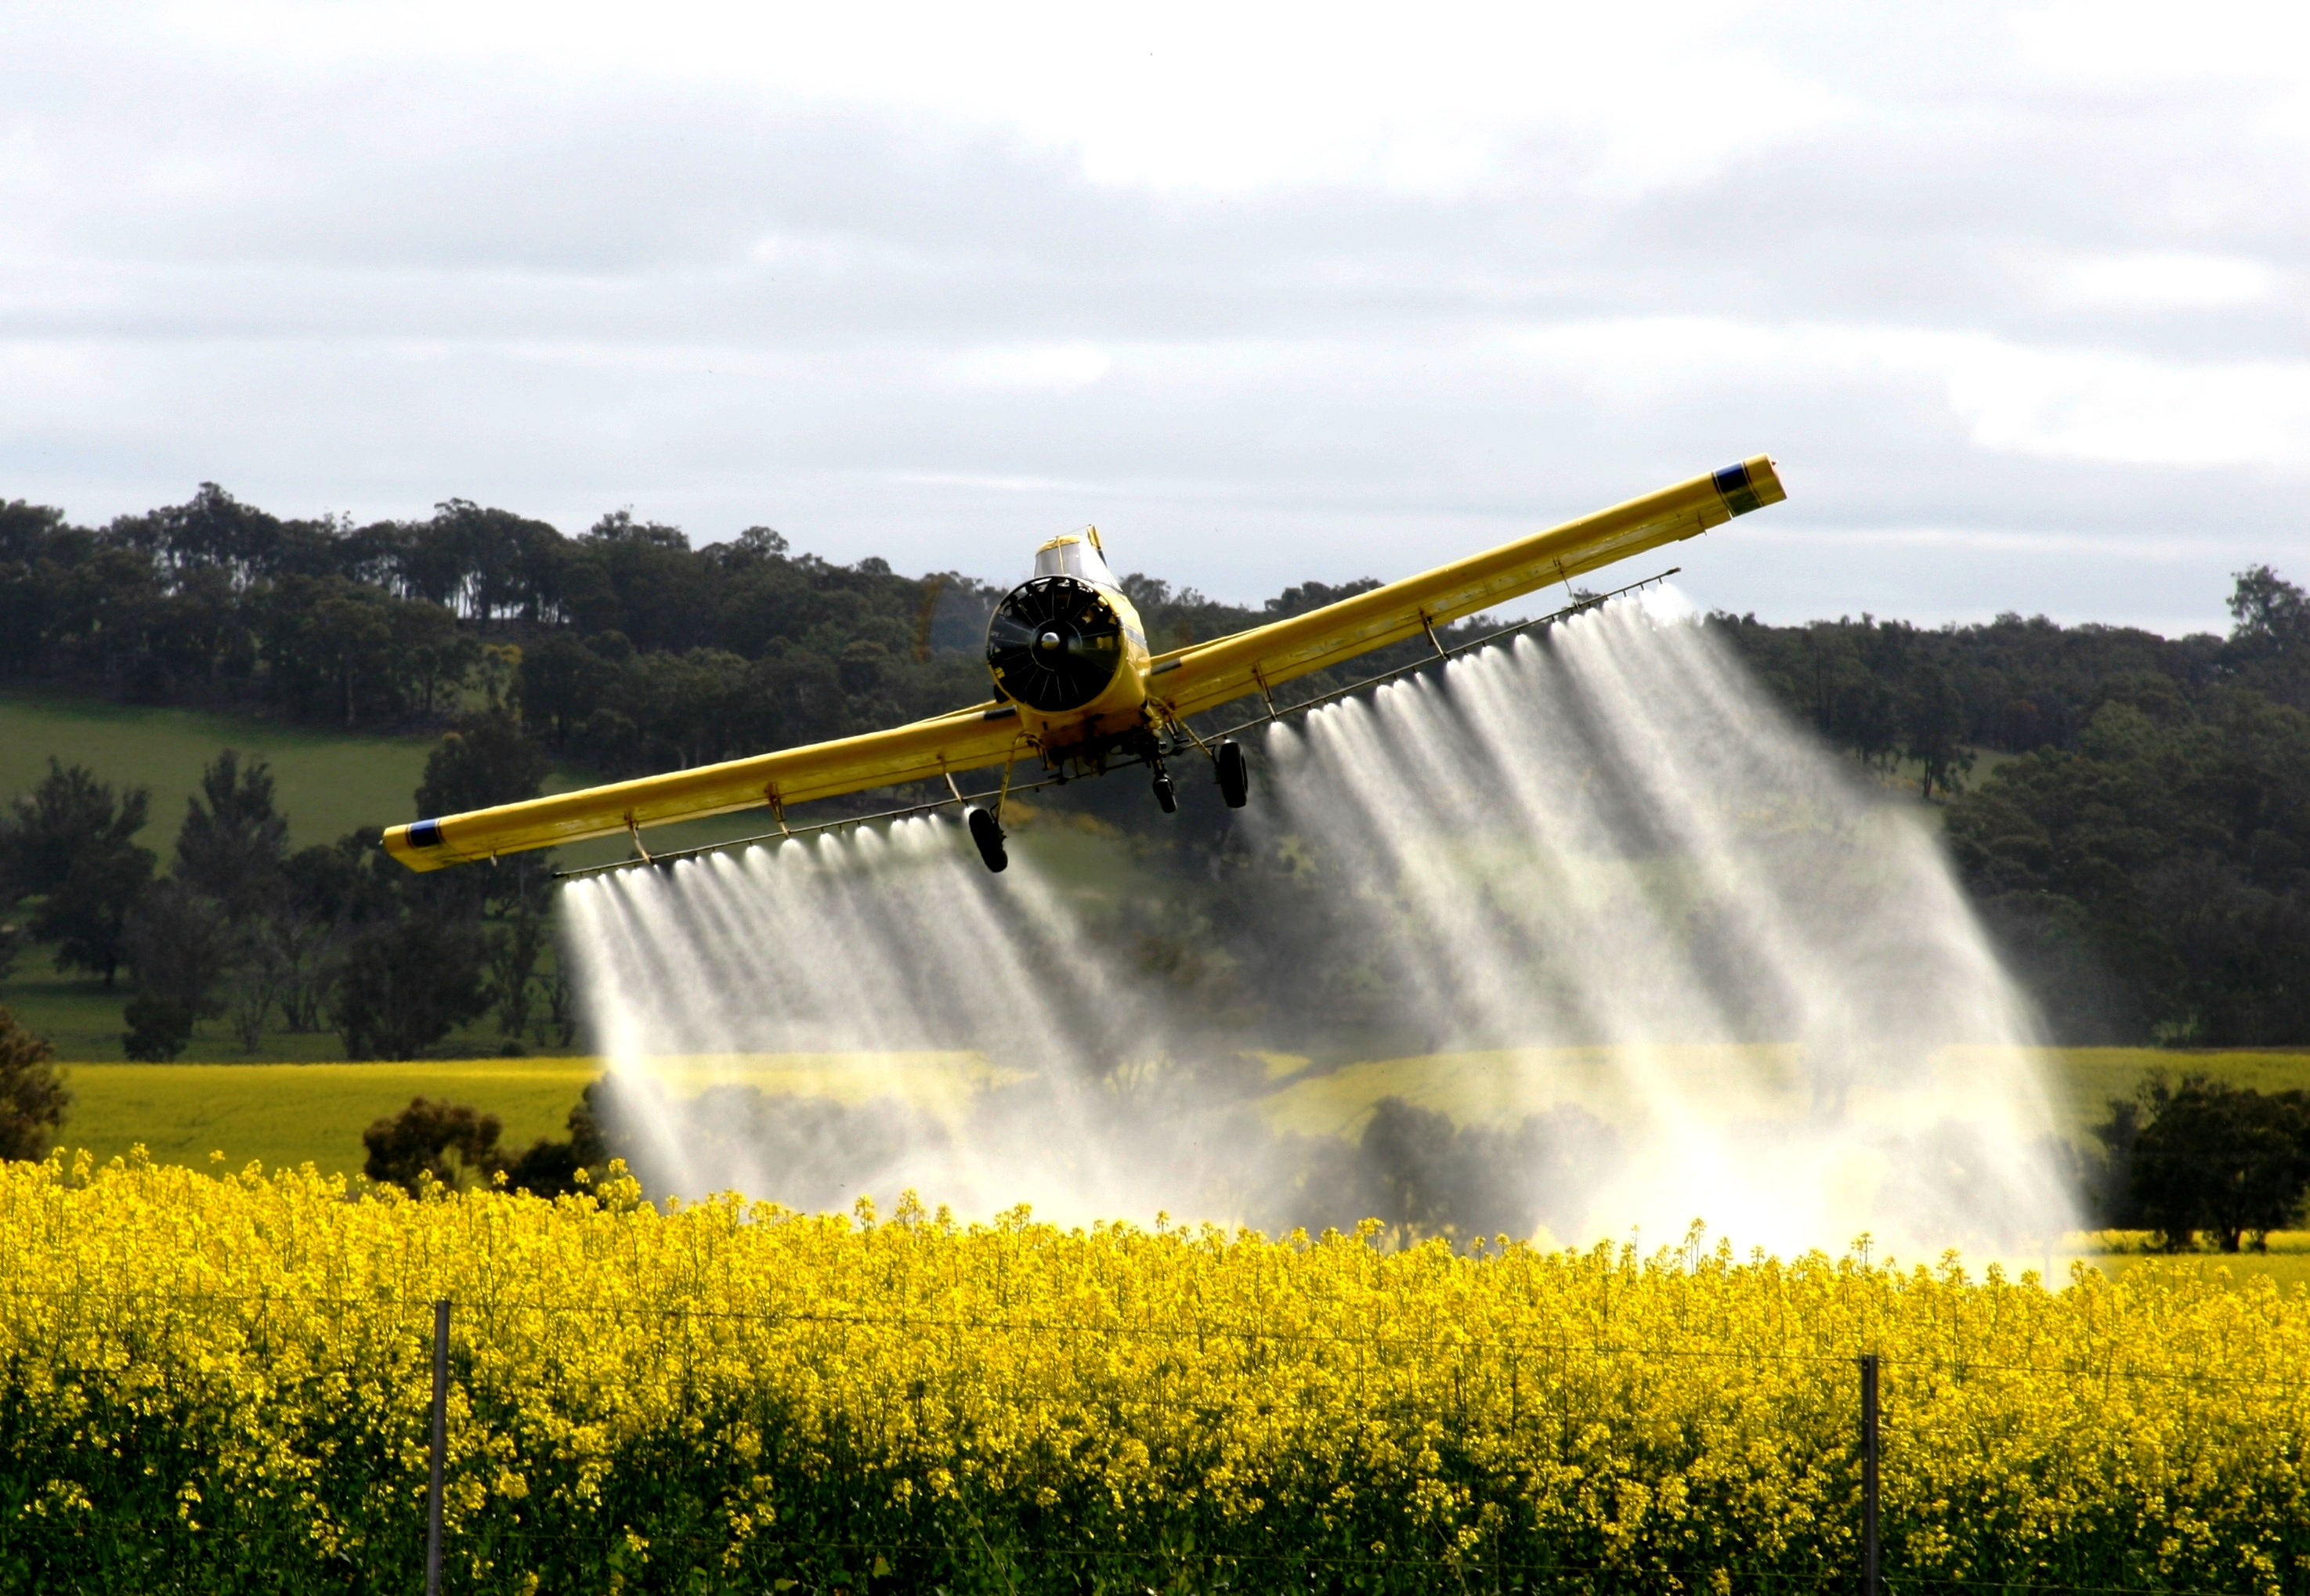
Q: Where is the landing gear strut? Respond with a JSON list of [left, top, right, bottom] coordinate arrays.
[[1151, 762, 1178, 814], [1215, 740, 1249, 808], [965, 805, 1008, 872]]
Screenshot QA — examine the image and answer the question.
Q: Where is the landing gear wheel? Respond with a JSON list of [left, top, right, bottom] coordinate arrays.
[[965, 806, 1008, 873], [1215, 740, 1249, 809], [1151, 767, 1178, 814]]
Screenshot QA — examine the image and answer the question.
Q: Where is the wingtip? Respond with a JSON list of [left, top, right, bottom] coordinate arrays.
[[1712, 456, 1786, 518], [1744, 453, 1787, 508], [381, 821, 453, 872]]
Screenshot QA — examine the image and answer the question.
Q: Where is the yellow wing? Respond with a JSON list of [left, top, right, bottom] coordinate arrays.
[[1148, 456, 1784, 721], [384, 456, 1783, 872], [383, 703, 1027, 871]]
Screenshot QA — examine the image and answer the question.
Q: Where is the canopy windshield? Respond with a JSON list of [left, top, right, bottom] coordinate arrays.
[[1032, 533, 1117, 587]]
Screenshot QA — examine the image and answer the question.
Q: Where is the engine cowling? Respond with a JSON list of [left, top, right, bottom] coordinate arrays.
[[985, 572, 1151, 751], [986, 576, 1124, 712]]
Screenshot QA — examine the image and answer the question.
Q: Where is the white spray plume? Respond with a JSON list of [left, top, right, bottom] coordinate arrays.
[[559, 589, 2077, 1257]]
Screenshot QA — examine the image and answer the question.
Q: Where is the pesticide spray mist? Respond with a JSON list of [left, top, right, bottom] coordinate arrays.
[[561, 590, 2077, 1256]]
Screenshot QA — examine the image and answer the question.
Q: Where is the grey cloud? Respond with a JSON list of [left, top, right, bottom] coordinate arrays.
[[0, 6, 2304, 631]]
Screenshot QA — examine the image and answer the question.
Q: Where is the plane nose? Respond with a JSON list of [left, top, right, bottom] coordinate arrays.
[[1038, 630, 1064, 652]]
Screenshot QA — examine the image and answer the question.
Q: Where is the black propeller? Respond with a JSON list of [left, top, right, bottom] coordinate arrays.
[[985, 576, 1125, 712]]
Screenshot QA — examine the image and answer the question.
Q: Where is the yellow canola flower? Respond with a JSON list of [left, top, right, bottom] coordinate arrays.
[[3, 1150, 2309, 1594]]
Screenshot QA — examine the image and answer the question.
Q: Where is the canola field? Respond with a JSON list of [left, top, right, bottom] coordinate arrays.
[[7, 1154, 2310, 1594]]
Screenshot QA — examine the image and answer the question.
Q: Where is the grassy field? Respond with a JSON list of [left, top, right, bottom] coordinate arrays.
[[49, 1053, 1036, 1178], [2087, 1244, 2310, 1289], [56, 1056, 598, 1175], [2053, 1045, 2310, 1117], [0, 686, 451, 853], [0, 681, 988, 868]]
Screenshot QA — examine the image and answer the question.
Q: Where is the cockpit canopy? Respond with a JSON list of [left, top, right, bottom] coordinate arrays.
[[1032, 530, 1118, 588]]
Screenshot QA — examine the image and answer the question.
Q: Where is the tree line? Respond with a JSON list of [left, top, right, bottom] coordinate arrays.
[[0, 485, 1404, 776], [1718, 573, 2310, 1045], [5, 482, 2310, 1044]]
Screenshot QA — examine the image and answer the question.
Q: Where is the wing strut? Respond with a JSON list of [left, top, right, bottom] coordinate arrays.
[[994, 748, 1019, 821]]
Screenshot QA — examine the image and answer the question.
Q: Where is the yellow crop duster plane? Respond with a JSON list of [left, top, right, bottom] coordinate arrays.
[[385, 457, 1785, 877]]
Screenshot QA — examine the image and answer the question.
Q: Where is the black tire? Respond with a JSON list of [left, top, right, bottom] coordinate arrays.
[[1216, 740, 1249, 808], [965, 806, 1008, 872], [1151, 771, 1178, 814]]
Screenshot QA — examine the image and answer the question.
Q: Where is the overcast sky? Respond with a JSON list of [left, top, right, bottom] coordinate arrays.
[[3, 2, 2305, 633]]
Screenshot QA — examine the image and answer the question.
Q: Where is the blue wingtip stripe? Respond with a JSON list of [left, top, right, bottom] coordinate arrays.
[[1712, 461, 1763, 517], [409, 819, 443, 847]]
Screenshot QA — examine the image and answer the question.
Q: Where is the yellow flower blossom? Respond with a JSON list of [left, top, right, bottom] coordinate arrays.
[[2, 1151, 2308, 1592]]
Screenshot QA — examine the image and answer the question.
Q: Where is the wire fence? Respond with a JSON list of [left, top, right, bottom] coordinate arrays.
[[9, 1278, 2301, 1388]]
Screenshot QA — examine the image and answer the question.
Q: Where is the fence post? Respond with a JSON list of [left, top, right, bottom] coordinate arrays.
[[428, 1299, 450, 1596], [1859, 1352, 1880, 1596]]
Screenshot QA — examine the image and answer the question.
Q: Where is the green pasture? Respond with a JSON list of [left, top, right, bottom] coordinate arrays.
[[48, 1053, 1028, 1179], [0, 688, 447, 853], [56, 1057, 598, 1177], [45, 1045, 2307, 1291], [2053, 1045, 2310, 1119], [0, 682, 991, 875]]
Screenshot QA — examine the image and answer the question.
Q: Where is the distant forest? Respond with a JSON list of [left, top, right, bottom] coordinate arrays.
[[3, 482, 2309, 1050]]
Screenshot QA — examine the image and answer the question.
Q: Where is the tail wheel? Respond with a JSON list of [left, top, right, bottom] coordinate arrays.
[[1151, 768, 1178, 814], [965, 806, 1008, 873], [1216, 740, 1249, 808]]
